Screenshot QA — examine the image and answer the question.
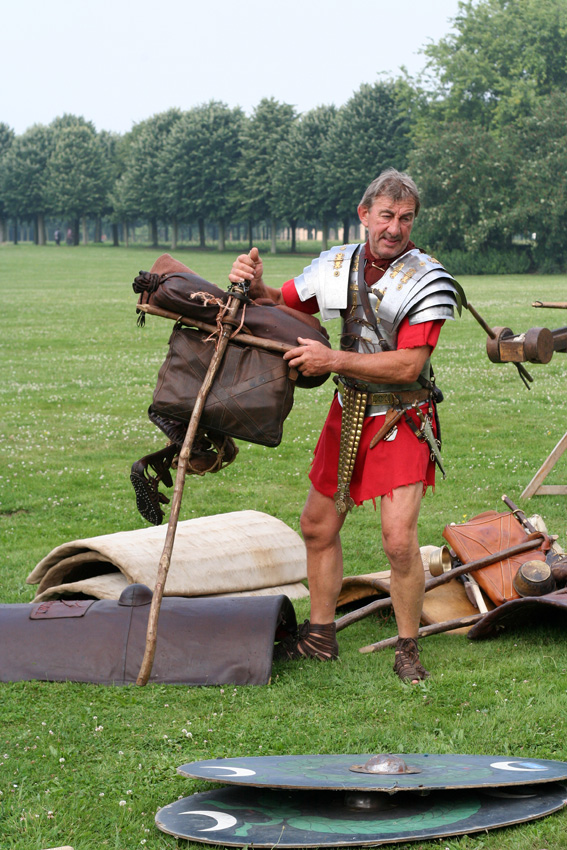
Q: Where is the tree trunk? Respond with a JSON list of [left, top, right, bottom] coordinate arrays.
[[321, 218, 329, 251], [171, 218, 178, 251], [73, 219, 80, 246], [247, 219, 253, 249], [82, 216, 88, 245], [290, 219, 297, 253], [218, 220, 226, 252], [151, 218, 158, 248], [0, 216, 5, 243], [38, 213, 47, 245], [342, 217, 350, 244], [198, 217, 206, 248], [13, 217, 18, 245], [270, 217, 277, 254], [94, 217, 102, 242], [123, 220, 129, 248], [112, 223, 119, 246]]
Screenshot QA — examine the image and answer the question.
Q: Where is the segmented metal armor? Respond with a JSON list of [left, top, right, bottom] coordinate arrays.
[[294, 245, 466, 513]]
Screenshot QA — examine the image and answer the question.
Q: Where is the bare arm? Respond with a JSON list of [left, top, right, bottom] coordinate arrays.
[[228, 246, 284, 304], [283, 338, 431, 384]]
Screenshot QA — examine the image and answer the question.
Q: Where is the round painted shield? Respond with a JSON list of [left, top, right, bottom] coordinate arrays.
[[177, 753, 567, 792], [156, 783, 567, 847]]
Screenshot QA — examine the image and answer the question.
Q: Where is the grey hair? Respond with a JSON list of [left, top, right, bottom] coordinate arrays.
[[359, 168, 420, 216]]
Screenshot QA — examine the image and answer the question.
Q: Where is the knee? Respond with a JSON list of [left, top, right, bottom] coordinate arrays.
[[300, 508, 323, 544], [300, 506, 338, 549], [382, 530, 419, 572]]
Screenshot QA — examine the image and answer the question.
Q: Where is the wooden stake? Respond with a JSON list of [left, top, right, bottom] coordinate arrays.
[[136, 291, 245, 686]]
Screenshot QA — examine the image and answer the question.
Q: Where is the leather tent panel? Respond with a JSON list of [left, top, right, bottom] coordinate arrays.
[[0, 592, 297, 686]]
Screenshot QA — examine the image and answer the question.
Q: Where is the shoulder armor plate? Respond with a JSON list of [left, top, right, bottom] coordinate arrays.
[[376, 249, 466, 335], [294, 243, 361, 321]]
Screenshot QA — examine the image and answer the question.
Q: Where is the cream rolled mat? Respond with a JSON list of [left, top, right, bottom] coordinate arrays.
[[27, 510, 309, 603]]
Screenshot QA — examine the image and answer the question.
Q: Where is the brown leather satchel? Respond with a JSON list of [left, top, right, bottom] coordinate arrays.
[[152, 326, 296, 447], [443, 510, 549, 606], [133, 264, 331, 390]]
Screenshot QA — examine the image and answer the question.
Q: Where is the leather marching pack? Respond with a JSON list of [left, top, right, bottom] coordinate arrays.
[[133, 256, 332, 450], [133, 258, 331, 391], [442, 510, 550, 606], [152, 325, 295, 447]]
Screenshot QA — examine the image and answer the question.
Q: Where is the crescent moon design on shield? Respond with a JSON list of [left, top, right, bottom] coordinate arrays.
[[491, 760, 548, 772], [199, 766, 256, 777], [178, 810, 238, 832]]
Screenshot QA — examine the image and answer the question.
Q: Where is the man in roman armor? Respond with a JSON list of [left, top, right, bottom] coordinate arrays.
[[229, 168, 465, 682]]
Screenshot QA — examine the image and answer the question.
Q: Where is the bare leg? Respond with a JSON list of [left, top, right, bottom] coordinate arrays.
[[381, 483, 428, 682], [380, 482, 425, 636], [300, 485, 347, 624]]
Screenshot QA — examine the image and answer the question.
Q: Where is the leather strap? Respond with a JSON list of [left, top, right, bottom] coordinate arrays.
[[335, 379, 430, 406], [356, 250, 390, 351]]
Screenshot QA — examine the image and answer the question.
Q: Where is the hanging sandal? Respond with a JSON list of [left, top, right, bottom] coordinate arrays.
[[274, 620, 339, 661], [130, 443, 178, 525], [393, 637, 429, 683]]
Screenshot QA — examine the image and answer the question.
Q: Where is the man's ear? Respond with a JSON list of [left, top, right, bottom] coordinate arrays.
[[357, 204, 369, 227]]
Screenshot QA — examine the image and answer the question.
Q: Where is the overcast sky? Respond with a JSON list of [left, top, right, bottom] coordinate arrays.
[[2, 0, 461, 136]]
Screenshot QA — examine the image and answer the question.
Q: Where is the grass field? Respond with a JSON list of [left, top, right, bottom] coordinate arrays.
[[1, 243, 567, 850]]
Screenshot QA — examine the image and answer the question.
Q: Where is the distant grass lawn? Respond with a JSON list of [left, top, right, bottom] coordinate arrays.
[[1, 243, 567, 850]]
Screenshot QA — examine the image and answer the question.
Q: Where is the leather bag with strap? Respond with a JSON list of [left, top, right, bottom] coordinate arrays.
[[152, 326, 296, 448]]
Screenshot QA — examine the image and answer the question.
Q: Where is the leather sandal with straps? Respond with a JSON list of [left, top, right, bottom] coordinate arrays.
[[393, 637, 430, 683], [274, 620, 339, 661], [130, 443, 178, 525]]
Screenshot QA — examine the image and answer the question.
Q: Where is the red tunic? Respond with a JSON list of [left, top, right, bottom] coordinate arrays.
[[281, 242, 444, 506]]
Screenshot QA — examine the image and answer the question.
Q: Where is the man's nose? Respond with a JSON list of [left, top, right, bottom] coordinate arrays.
[[387, 217, 401, 235]]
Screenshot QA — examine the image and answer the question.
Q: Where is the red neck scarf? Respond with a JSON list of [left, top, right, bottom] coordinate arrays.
[[363, 239, 416, 287]]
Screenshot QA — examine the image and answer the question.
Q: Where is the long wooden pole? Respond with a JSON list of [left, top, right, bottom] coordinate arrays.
[[137, 303, 293, 356], [359, 613, 486, 654], [334, 535, 544, 633], [136, 290, 245, 686]]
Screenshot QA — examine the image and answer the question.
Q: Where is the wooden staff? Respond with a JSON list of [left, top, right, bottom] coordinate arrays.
[[334, 535, 545, 633], [359, 613, 487, 653], [136, 285, 247, 686], [501, 493, 538, 534], [137, 302, 294, 356]]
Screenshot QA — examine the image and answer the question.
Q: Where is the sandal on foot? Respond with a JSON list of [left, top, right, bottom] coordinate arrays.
[[274, 620, 339, 661], [130, 444, 178, 525], [393, 637, 429, 683]]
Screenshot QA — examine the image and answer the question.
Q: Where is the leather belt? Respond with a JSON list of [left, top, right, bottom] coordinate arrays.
[[336, 379, 430, 407]]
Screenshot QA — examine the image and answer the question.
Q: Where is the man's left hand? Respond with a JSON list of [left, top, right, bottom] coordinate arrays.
[[284, 337, 338, 376]]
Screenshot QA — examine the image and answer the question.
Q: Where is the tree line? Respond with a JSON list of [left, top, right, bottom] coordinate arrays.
[[1, 0, 565, 272]]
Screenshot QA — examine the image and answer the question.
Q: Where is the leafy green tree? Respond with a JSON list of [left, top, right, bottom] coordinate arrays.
[[0, 123, 15, 242], [237, 98, 297, 252], [421, 0, 567, 128], [162, 102, 244, 250], [97, 130, 126, 245], [320, 81, 411, 241], [46, 120, 109, 245], [114, 109, 182, 246], [1, 124, 54, 244], [510, 91, 567, 268], [409, 120, 516, 253], [271, 105, 337, 251]]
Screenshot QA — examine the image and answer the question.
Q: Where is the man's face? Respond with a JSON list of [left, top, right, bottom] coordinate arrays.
[[357, 194, 416, 259]]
